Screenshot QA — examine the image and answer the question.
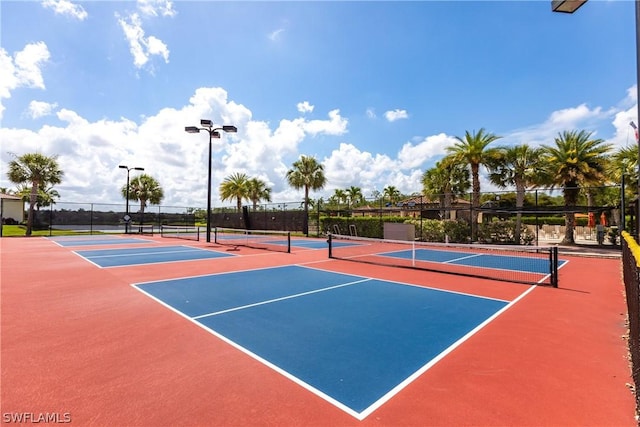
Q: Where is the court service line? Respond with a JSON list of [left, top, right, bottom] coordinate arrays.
[[81, 247, 207, 259], [442, 253, 483, 263], [192, 278, 373, 320]]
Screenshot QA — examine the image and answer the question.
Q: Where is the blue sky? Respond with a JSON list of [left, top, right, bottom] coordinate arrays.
[[1, 0, 637, 209]]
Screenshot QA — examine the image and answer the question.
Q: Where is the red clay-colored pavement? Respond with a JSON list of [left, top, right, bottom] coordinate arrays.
[[1, 236, 636, 426]]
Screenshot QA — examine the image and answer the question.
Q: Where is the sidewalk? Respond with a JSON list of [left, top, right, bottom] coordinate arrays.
[[537, 236, 621, 258]]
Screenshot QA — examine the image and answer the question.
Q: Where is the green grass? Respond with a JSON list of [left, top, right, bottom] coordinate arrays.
[[1, 225, 107, 237]]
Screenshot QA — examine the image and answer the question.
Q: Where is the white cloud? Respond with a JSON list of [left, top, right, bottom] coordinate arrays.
[[0, 87, 355, 208], [547, 103, 603, 127], [117, 13, 170, 69], [322, 143, 423, 197], [605, 104, 638, 149], [504, 102, 613, 148], [625, 85, 637, 105], [137, 0, 176, 17], [146, 35, 170, 60], [297, 101, 314, 114], [0, 42, 50, 120], [41, 0, 88, 20], [397, 133, 457, 169], [384, 109, 408, 122], [3, 83, 635, 209], [27, 100, 58, 119], [269, 28, 285, 41], [303, 109, 348, 136], [366, 108, 376, 119]]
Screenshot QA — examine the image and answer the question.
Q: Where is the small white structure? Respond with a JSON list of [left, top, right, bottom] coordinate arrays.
[[383, 222, 415, 241], [1, 194, 25, 224]]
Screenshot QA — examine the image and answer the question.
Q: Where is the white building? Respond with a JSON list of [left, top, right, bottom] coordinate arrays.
[[1, 194, 25, 224]]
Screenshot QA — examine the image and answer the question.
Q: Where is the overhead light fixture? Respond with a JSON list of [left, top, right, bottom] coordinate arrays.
[[551, 0, 587, 14]]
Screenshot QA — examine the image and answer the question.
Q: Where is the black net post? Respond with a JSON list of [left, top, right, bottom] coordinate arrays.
[[328, 233, 333, 258], [551, 246, 558, 288]]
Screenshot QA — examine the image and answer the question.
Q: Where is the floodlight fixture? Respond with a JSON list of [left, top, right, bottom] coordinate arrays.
[[185, 119, 239, 243], [551, 0, 587, 13]]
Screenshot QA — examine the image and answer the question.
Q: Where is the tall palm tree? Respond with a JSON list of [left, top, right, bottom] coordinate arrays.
[[345, 186, 364, 208], [422, 158, 470, 219], [446, 128, 502, 240], [16, 184, 61, 211], [488, 144, 544, 243], [609, 146, 637, 232], [540, 130, 612, 245], [121, 174, 164, 220], [383, 186, 402, 205], [286, 155, 327, 235], [220, 172, 250, 211], [332, 189, 347, 207], [247, 177, 272, 210], [7, 152, 63, 236], [610, 145, 638, 186]]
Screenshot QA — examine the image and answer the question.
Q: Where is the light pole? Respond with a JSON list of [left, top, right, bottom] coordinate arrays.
[[553, 0, 640, 238], [185, 120, 238, 243], [119, 165, 144, 234]]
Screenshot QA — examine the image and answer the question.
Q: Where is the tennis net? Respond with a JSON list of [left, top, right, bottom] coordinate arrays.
[[214, 227, 291, 253], [160, 225, 201, 241], [328, 234, 559, 287]]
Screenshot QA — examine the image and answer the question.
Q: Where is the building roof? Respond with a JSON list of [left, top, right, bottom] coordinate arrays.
[[0, 194, 23, 201]]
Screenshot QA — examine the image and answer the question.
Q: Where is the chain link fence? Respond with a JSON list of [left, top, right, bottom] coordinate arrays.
[[621, 232, 640, 417]]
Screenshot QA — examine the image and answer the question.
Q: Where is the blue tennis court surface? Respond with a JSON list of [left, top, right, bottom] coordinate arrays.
[[75, 245, 233, 267], [50, 235, 151, 247], [133, 265, 512, 418], [380, 248, 566, 274]]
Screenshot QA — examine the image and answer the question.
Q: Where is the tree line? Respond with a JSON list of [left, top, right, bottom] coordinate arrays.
[[3, 126, 631, 244]]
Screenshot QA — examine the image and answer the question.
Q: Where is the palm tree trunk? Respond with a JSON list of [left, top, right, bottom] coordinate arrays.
[[304, 186, 310, 236], [26, 182, 39, 236], [443, 191, 452, 220], [563, 186, 579, 245], [139, 200, 146, 227], [471, 164, 480, 241], [515, 180, 525, 244]]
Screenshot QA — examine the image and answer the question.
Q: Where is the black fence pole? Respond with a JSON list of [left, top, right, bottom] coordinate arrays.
[[48, 204, 53, 237]]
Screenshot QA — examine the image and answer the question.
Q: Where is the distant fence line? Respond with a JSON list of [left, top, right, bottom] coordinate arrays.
[[25, 201, 308, 235], [6, 187, 630, 239]]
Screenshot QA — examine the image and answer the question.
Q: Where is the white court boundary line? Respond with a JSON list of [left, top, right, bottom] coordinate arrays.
[[72, 245, 231, 268], [131, 264, 533, 419]]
